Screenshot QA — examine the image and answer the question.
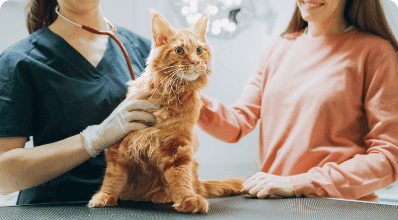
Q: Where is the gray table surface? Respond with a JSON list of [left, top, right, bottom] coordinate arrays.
[[1, 195, 398, 220], [1, 163, 397, 219]]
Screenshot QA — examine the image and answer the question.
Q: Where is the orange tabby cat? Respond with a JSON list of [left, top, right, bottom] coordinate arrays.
[[88, 9, 245, 214]]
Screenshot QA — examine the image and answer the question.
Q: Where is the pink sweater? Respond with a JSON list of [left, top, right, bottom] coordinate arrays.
[[198, 29, 398, 202]]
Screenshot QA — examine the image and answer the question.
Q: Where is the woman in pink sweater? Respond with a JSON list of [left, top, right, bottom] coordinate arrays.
[[198, 0, 398, 202]]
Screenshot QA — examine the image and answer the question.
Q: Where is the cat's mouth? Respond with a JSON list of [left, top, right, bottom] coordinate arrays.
[[175, 71, 200, 81]]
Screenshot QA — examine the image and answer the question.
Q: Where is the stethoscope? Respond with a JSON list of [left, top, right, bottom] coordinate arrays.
[[55, 5, 136, 80]]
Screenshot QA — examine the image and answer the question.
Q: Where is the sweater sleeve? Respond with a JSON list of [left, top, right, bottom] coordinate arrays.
[[197, 49, 268, 143], [289, 52, 398, 200]]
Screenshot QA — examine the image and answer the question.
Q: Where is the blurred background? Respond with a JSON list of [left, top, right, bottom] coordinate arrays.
[[0, 0, 397, 206]]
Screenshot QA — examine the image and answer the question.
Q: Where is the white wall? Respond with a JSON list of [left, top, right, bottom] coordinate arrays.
[[0, 0, 29, 52], [384, 0, 398, 38]]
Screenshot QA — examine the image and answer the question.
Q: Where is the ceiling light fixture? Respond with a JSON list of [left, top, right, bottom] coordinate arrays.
[[171, 0, 276, 39]]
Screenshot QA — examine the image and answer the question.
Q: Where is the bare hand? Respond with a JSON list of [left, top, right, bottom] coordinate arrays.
[[241, 172, 295, 199]]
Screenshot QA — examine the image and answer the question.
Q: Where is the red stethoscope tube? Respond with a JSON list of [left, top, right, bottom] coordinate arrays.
[[81, 25, 136, 80], [55, 6, 136, 80]]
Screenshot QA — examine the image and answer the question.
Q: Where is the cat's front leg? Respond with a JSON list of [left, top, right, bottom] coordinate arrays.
[[162, 144, 209, 214], [151, 188, 173, 203], [88, 141, 130, 208]]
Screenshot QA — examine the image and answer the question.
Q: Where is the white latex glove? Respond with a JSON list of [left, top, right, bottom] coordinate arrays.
[[81, 99, 160, 157]]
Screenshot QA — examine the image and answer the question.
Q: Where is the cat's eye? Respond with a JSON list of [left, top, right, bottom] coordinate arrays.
[[196, 47, 203, 55], [175, 47, 184, 55]]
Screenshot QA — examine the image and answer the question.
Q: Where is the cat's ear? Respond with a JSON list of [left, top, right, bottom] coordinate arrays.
[[191, 11, 208, 41], [149, 9, 175, 45]]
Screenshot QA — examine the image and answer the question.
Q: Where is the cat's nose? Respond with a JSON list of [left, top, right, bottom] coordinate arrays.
[[192, 61, 200, 66]]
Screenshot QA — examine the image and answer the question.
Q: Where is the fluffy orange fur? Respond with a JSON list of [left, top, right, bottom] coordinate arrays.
[[88, 9, 245, 214]]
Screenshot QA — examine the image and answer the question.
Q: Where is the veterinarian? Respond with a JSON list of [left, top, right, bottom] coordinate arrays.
[[197, 0, 398, 202], [0, 0, 160, 204]]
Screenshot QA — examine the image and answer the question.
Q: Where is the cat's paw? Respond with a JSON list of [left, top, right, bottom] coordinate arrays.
[[151, 190, 173, 204], [173, 195, 209, 214], [88, 192, 118, 208]]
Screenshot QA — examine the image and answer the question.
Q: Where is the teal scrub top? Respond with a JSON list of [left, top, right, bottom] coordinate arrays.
[[0, 26, 151, 204]]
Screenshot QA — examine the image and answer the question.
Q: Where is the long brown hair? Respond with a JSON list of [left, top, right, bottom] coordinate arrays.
[[25, 0, 58, 34], [282, 0, 398, 55]]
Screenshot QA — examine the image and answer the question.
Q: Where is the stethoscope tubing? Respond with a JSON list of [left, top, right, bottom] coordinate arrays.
[[55, 5, 136, 80]]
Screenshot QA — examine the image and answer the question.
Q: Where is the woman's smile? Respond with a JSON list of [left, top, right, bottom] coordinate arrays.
[[300, 1, 325, 11]]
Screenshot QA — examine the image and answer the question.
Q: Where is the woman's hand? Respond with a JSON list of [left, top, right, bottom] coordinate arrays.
[[242, 172, 296, 199], [81, 99, 160, 157], [193, 130, 200, 154]]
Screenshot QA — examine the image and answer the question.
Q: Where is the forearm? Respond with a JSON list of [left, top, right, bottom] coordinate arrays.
[[197, 94, 260, 143], [198, 48, 266, 142], [289, 146, 398, 200], [0, 134, 91, 195]]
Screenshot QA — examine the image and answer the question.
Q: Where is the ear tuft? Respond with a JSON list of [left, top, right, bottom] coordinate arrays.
[[191, 11, 209, 40], [148, 8, 159, 17], [149, 8, 175, 45]]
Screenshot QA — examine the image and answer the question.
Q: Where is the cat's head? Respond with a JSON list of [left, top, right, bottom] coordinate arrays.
[[146, 9, 212, 91]]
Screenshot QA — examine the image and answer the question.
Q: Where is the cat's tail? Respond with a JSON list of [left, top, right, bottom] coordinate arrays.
[[197, 178, 246, 198]]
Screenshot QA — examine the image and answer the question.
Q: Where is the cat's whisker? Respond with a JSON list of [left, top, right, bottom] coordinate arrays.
[[152, 71, 179, 105], [171, 76, 179, 102], [142, 56, 207, 110], [159, 65, 176, 72], [165, 72, 178, 100], [165, 72, 175, 89], [178, 92, 182, 104], [171, 72, 179, 84], [160, 79, 170, 100], [148, 66, 175, 77], [168, 77, 173, 100], [170, 77, 178, 95], [144, 73, 174, 110], [167, 72, 178, 92]]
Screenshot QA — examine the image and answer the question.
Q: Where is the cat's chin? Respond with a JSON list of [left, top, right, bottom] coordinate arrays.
[[176, 72, 200, 81]]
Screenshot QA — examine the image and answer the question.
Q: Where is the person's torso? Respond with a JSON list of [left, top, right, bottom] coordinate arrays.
[[13, 26, 151, 204], [258, 29, 395, 175]]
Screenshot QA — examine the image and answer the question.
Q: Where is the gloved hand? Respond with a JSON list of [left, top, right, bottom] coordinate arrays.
[[81, 99, 160, 157]]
